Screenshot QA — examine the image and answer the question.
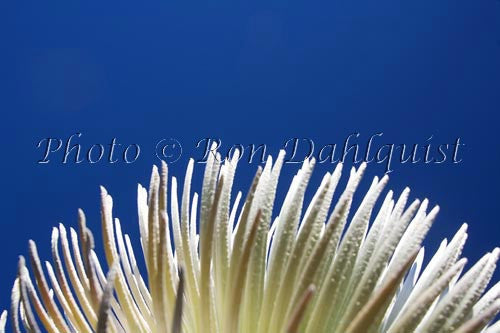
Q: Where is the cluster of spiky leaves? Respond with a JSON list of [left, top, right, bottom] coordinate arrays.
[[2, 148, 500, 333]]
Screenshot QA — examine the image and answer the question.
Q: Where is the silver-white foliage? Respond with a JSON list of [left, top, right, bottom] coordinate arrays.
[[4, 147, 500, 333]]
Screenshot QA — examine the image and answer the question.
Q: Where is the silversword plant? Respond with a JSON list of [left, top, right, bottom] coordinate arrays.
[[2, 147, 500, 333]]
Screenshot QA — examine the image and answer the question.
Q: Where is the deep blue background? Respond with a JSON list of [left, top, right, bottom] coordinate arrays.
[[1, 0, 499, 330]]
